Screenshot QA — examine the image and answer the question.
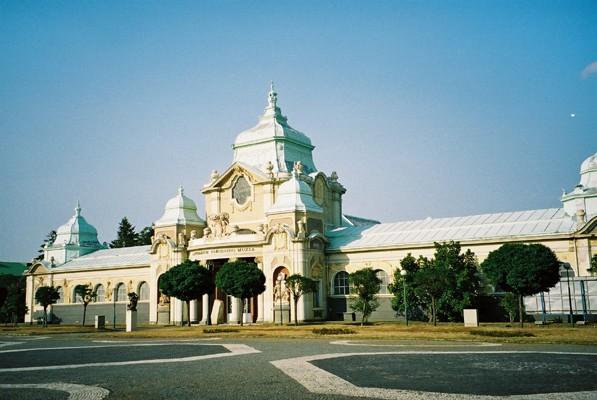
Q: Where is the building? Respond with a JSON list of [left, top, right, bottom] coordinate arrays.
[[24, 86, 597, 325]]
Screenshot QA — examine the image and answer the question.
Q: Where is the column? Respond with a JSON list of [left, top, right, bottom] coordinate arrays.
[[200, 294, 209, 324], [190, 300, 198, 323], [230, 297, 240, 324], [173, 298, 184, 324], [257, 293, 264, 323], [24, 275, 34, 323]]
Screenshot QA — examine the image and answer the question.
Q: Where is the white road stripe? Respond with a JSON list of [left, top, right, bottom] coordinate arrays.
[[0, 343, 259, 372], [330, 340, 501, 347], [0, 382, 109, 400], [271, 351, 597, 400]]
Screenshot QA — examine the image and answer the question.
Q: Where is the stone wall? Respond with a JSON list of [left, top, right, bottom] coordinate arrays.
[[34, 302, 150, 325]]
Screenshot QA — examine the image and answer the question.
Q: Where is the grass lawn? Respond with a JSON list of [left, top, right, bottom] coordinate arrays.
[[2, 321, 596, 345]]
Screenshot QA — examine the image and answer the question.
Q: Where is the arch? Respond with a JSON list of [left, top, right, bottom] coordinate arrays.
[[55, 286, 64, 304], [94, 284, 105, 302], [72, 286, 84, 303], [114, 282, 127, 302], [138, 281, 149, 301], [375, 269, 389, 294], [333, 271, 350, 295]]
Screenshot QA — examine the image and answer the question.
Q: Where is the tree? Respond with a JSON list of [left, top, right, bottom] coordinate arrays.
[[589, 254, 597, 276], [215, 260, 266, 326], [389, 253, 426, 321], [501, 292, 518, 323], [110, 217, 138, 248], [349, 268, 381, 326], [481, 243, 560, 327], [36, 230, 57, 261], [136, 225, 154, 245], [159, 260, 213, 326], [74, 284, 96, 326], [285, 274, 318, 325], [0, 275, 27, 326], [413, 257, 449, 326], [34, 286, 60, 327]]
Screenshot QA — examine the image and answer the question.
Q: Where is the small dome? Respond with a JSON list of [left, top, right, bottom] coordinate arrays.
[[154, 186, 205, 227], [53, 202, 101, 246], [580, 152, 597, 174], [267, 170, 323, 214]]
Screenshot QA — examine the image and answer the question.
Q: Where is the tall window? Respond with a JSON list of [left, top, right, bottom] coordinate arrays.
[[232, 176, 251, 204], [376, 270, 389, 294], [115, 283, 126, 302], [73, 287, 83, 303], [138, 282, 149, 301], [95, 284, 105, 302], [56, 287, 64, 304], [333, 271, 350, 295]]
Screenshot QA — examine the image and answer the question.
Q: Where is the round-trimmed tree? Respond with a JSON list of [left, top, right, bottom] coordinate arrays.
[[481, 243, 560, 327], [34, 286, 60, 327], [215, 260, 265, 326], [159, 260, 213, 326]]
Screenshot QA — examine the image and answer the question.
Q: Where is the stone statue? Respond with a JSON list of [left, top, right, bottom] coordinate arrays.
[[265, 161, 274, 178], [208, 212, 230, 238], [159, 291, 170, 306], [293, 161, 304, 175], [178, 232, 186, 246], [190, 230, 197, 240], [127, 292, 139, 311], [210, 170, 220, 183]]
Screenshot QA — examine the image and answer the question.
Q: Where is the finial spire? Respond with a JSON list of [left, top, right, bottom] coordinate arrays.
[[75, 200, 81, 216], [178, 185, 184, 196], [267, 81, 277, 109]]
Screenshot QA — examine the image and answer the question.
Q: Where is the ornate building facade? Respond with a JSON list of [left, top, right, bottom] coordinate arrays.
[[25, 86, 597, 324]]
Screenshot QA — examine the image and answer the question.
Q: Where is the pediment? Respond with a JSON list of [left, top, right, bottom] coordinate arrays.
[[203, 162, 269, 192], [578, 215, 597, 235], [27, 261, 51, 275]]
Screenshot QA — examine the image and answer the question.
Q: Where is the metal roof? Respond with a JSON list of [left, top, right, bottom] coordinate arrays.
[[53, 245, 151, 270], [327, 208, 576, 251]]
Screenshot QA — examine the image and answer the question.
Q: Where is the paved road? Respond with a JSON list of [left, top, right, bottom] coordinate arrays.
[[0, 335, 596, 399]]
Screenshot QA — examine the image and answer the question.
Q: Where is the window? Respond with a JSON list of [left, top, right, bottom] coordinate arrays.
[[115, 283, 126, 302], [138, 282, 149, 301], [333, 271, 349, 295], [55, 287, 64, 304], [73, 287, 83, 303], [376, 270, 389, 294], [95, 284, 105, 302], [232, 176, 251, 204]]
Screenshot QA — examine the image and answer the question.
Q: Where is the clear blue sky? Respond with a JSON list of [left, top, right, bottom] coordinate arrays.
[[1, 1, 596, 261]]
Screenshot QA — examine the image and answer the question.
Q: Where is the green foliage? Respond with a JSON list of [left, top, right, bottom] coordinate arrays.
[[160, 260, 213, 326], [481, 243, 560, 327], [589, 254, 597, 276], [501, 292, 519, 323], [0, 275, 27, 325], [136, 226, 154, 245], [110, 217, 139, 248], [215, 260, 265, 326], [74, 284, 96, 326], [390, 242, 483, 325], [349, 267, 381, 326], [389, 254, 426, 321], [34, 286, 60, 327], [36, 230, 56, 261], [285, 274, 318, 325]]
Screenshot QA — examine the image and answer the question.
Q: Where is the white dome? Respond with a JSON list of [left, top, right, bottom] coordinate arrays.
[[267, 171, 323, 215], [580, 152, 597, 174], [53, 202, 101, 246], [232, 84, 317, 174], [154, 186, 205, 227]]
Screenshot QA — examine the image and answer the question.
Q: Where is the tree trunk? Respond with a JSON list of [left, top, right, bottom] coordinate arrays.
[[82, 304, 87, 326], [43, 306, 47, 328], [206, 292, 212, 325], [518, 294, 524, 328], [240, 298, 244, 327], [187, 300, 191, 327], [432, 297, 437, 326], [293, 296, 299, 326]]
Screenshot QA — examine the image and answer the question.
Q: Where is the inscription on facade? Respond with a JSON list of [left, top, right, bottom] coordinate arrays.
[[194, 247, 256, 256]]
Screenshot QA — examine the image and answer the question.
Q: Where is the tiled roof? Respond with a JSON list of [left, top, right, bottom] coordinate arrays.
[[327, 208, 575, 251], [54, 245, 151, 270]]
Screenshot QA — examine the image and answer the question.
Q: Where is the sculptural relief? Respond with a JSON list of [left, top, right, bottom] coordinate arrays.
[[207, 212, 230, 239]]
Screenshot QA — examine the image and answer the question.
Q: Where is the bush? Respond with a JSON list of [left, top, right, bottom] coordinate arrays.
[[470, 329, 535, 338], [203, 328, 240, 334], [312, 328, 356, 335]]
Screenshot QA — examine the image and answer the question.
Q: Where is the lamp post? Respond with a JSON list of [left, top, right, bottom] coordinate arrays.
[[277, 274, 284, 326], [400, 269, 408, 326], [563, 263, 574, 327]]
